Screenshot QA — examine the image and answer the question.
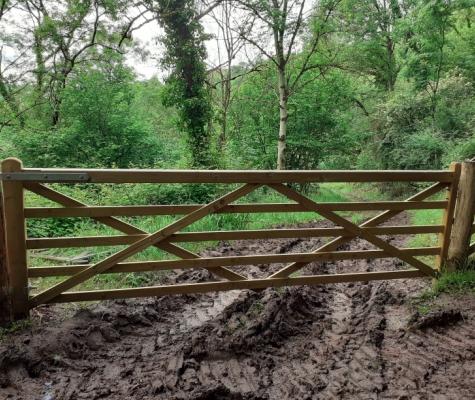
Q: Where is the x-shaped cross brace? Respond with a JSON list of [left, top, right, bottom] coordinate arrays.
[[267, 183, 444, 279], [28, 183, 259, 306]]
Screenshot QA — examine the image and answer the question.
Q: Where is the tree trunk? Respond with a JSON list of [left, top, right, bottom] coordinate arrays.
[[277, 67, 288, 170], [219, 109, 227, 150], [0, 74, 25, 128]]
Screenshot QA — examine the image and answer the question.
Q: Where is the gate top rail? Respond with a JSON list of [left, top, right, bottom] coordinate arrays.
[[0, 167, 455, 183]]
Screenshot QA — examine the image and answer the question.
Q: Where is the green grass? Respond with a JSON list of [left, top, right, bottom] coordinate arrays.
[[433, 269, 475, 294], [0, 319, 31, 341], [406, 208, 443, 267], [412, 269, 475, 314]]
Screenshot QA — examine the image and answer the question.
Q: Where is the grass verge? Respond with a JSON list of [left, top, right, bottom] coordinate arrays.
[[412, 268, 475, 315]]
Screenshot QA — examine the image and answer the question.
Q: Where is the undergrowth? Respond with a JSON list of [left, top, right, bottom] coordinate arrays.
[[412, 268, 475, 315], [0, 319, 32, 342]]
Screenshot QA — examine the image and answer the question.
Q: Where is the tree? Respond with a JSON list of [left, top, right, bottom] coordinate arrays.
[[339, 0, 405, 92], [209, 1, 250, 151], [236, 0, 338, 169], [228, 62, 358, 170], [151, 0, 215, 167], [0, 0, 28, 129], [14, 57, 161, 168], [400, 0, 459, 114]]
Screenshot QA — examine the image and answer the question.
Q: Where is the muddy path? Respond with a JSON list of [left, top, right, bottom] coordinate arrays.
[[1, 216, 475, 399]]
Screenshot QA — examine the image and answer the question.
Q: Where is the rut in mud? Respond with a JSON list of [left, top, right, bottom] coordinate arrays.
[[1, 217, 475, 400]]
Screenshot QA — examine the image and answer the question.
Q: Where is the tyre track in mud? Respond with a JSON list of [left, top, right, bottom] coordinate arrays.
[[1, 217, 475, 399]]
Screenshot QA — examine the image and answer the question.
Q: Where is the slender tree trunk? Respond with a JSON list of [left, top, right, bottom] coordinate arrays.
[[0, 74, 25, 128], [218, 67, 231, 150], [33, 30, 47, 110], [386, 37, 396, 91], [277, 67, 288, 170], [219, 108, 227, 149], [51, 71, 68, 126]]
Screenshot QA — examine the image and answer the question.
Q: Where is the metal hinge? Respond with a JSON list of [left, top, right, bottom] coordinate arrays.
[[0, 172, 90, 182]]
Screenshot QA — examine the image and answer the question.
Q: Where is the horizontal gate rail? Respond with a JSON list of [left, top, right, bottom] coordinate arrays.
[[26, 226, 445, 249], [23, 200, 448, 218], [2, 168, 455, 183], [0, 157, 465, 318], [46, 270, 427, 304], [28, 247, 441, 277]]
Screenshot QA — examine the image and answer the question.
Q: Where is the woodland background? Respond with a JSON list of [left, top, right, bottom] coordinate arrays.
[[0, 0, 474, 291]]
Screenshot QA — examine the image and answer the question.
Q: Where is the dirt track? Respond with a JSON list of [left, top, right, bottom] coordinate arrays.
[[1, 218, 475, 399]]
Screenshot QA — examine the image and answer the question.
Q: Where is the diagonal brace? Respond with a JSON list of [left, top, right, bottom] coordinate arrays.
[[269, 182, 447, 278], [25, 183, 245, 282], [268, 184, 437, 278], [29, 183, 259, 306]]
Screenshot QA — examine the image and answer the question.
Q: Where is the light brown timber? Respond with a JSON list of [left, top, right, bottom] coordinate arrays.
[[46, 270, 427, 303], [0, 185, 12, 325], [269, 183, 437, 277], [28, 184, 259, 307], [437, 162, 462, 271], [24, 183, 245, 282], [26, 225, 444, 249], [1, 158, 28, 319], [23, 200, 448, 218], [447, 161, 475, 270], [27, 247, 441, 277], [18, 167, 454, 183], [269, 182, 448, 279]]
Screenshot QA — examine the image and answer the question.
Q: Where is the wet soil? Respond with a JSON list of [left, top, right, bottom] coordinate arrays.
[[1, 217, 475, 399]]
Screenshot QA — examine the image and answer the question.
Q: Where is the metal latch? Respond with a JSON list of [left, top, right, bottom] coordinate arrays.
[[0, 172, 90, 182]]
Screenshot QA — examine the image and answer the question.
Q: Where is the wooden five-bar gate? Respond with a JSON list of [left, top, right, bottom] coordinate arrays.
[[1, 158, 474, 322]]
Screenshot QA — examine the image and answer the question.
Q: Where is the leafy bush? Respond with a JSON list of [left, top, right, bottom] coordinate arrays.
[[27, 218, 81, 238], [13, 61, 162, 168]]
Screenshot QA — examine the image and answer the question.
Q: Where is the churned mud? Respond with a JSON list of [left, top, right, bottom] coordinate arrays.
[[1, 217, 475, 399]]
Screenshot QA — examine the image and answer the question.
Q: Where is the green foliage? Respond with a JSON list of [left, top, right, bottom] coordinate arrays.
[[156, 0, 214, 167], [0, 319, 31, 341], [227, 65, 360, 170], [400, 0, 453, 92], [116, 183, 220, 205], [340, 0, 402, 91], [415, 270, 475, 308], [358, 72, 475, 171], [12, 60, 162, 168], [27, 218, 82, 239]]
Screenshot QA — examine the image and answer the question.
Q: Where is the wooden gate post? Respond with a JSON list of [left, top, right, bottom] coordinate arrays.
[[1, 158, 29, 320], [0, 185, 13, 326], [446, 160, 475, 271], [437, 162, 462, 272]]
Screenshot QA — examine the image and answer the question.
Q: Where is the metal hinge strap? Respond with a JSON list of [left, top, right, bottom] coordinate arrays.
[[0, 172, 90, 182]]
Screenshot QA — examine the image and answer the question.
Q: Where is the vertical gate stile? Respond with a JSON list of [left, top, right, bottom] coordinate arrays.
[[437, 162, 462, 272], [1, 158, 29, 319], [0, 181, 13, 325]]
